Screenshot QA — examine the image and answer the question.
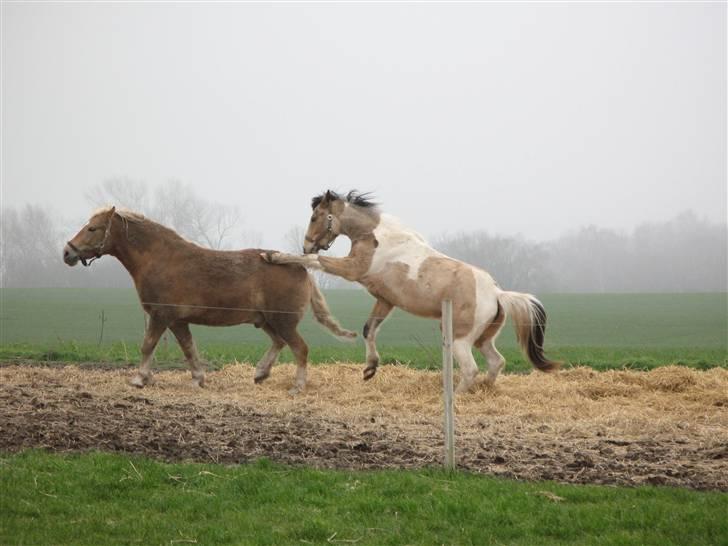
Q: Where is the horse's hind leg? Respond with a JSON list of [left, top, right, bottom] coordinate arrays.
[[169, 322, 206, 387], [480, 339, 506, 387], [253, 324, 286, 384], [476, 303, 507, 386], [278, 327, 309, 395], [362, 299, 393, 380], [130, 315, 167, 388], [453, 339, 479, 393]]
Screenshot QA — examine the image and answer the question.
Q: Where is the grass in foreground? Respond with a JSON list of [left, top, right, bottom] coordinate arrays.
[[1, 451, 727, 545]]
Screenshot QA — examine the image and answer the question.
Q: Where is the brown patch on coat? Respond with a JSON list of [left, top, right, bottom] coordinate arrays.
[[361, 257, 477, 338]]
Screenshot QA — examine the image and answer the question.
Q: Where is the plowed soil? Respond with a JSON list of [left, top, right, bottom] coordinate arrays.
[[1, 363, 726, 490]]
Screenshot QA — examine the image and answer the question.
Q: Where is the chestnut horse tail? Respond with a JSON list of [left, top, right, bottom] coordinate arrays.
[[308, 275, 357, 340], [497, 291, 560, 373]]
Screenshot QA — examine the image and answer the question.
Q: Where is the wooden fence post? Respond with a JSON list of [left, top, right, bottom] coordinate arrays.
[[441, 299, 455, 470]]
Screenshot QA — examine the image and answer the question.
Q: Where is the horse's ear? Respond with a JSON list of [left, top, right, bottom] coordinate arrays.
[[108, 206, 116, 218], [324, 190, 335, 203]]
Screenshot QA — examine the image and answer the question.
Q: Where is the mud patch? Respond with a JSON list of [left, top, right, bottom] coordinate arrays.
[[1, 363, 726, 490]]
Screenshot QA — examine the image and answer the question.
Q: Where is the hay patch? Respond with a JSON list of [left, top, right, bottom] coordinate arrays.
[[1, 363, 726, 490]]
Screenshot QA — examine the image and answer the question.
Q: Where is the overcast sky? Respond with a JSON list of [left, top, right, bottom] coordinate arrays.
[[2, 2, 726, 249]]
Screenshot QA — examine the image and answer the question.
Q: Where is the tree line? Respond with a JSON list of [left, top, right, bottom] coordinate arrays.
[[2, 180, 726, 292], [433, 210, 726, 293]]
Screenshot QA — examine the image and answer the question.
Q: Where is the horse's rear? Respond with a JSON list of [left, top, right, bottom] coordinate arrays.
[[138, 247, 318, 392], [141, 248, 312, 327]]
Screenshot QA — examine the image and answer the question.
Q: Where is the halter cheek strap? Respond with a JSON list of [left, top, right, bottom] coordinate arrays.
[[66, 215, 113, 267], [314, 214, 336, 251]]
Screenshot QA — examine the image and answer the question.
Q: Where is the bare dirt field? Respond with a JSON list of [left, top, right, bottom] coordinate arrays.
[[1, 362, 726, 490]]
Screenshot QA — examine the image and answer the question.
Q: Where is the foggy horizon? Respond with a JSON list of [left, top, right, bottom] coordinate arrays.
[[2, 2, 726, 251]]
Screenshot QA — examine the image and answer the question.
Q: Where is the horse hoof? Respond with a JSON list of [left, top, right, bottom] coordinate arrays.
[[455, 384, 473, 394], [129, 374, 151, 388], [288, 385, 304, 395], [260, 251, 280, 264], [363, 367, 377, 381], [254, 372, 269, 384]]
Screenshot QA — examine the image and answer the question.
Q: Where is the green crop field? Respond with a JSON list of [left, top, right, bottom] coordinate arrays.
[[1, 289, 726, 371]]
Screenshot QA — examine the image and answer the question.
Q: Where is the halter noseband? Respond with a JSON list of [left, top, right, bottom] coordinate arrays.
[[309, 214, 336, 252], [67, 215, 113, 267]]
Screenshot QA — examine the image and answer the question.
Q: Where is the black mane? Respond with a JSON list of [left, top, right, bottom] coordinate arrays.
[[311, 190, 378, 210]]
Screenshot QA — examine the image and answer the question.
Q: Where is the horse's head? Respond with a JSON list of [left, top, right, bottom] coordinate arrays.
[[303, 190, 345, 254], [63, 206, 116, 266]]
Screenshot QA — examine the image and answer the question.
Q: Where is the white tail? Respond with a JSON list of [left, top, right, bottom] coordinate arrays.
[[497, 291, 559, 372]]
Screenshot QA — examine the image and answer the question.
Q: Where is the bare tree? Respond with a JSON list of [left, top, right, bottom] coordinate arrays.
[[85, 177, 150, 213], [546, 226, 629, 293], [152, 180, 242, 249], [284, 225, 306, 254], [240, 229, 263, 249], [0, 205, 70, 287], [433, 231, 553, 292]]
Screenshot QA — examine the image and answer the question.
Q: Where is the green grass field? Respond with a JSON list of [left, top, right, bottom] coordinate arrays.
[[1, 289, 725, 371], [2, 450, 726, 546]]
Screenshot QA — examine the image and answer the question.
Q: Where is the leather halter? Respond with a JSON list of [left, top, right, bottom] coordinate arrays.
[[307, 214, 336, 252], [66, 215, 113, 267]]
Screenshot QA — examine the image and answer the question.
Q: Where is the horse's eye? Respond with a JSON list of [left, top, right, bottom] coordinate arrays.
[[88, 227, 97, 232]]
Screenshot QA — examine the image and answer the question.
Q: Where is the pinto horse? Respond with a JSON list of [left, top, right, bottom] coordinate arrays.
[[263, 191, 559, 392], [64, 206, 355, 393]]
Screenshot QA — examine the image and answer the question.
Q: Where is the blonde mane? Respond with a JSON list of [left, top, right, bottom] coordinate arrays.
[[91, 206, 145, 223]]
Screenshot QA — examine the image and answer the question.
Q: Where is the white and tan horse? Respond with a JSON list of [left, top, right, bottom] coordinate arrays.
[[263, 190, 559, 392]]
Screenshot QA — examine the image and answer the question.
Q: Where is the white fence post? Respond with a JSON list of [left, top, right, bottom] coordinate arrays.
[[441, 299, 455, 470]]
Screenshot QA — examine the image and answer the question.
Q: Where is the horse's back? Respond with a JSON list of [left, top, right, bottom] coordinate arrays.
[[138, 247, 310, 326]]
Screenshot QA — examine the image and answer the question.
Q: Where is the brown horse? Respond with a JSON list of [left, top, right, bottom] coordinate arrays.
[[264, 191, 559, 392], [63, 206, 355, 393]]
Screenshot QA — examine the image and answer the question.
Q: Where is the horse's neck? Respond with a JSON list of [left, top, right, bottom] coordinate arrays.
[[109, 218, 184, 276], [360, 214, 441, 282], [340, 205, 379, 241], [374, 214, 433, 250]]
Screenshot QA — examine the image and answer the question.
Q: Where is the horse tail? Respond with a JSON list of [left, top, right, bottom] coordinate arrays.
[[497, 291, 560, 373], [308, 274, 357, 341]]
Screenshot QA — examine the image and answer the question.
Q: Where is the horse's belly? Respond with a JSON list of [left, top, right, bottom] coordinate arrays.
[[186, 311, 260, 327], [362, 255, 479, 321], [364, 280, 441, 319]]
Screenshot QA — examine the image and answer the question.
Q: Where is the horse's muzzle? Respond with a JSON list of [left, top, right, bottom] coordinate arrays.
[[63, 243, 81, 266]]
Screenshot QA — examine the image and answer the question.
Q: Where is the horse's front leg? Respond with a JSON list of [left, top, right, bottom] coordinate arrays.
[[169, 322, 206, 387], [263, 252, 365, 282], [130, 315, 167, 387], [253, 324, 286, 384], [262, 251, 322, 269]]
